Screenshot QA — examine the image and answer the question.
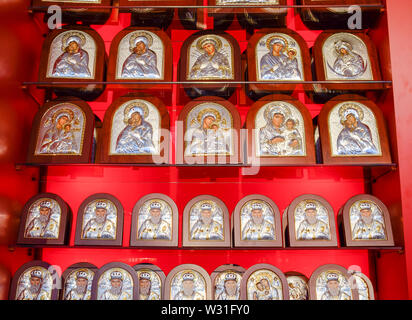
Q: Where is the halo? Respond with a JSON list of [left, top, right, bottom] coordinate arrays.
[[338, 102, 365, 122], [195, 35, 222, 52], [128, 31, 154, 52], [302, 200, 319, 210], [196, 107, 222, 124], [123, 100, 150, 123], [263, 102, 292, 124], [51, 107, 75, 124], [251, 270, 277, 285], [61, 31, 87, 51], [334, 40, 353, 55], [266, 35, 289, 51], [148, 199, 164, 211]]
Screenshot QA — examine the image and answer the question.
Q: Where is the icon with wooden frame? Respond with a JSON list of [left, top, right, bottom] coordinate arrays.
[[339, 194, 394, 247], [91, 262, 139, 300], [308, 264, 354, 300], [211, 264, 245, 300], [233, 194, 282, 248], [245, 94, 316, 165], [240, 263, 289, 300], [130, 193, 178, 247], [283, 194, 338, 248], [318, 94, 391, 165], [27, 98, 95, 164], [61, 262, 98, 300], [164, 264, 212, 300], [9, 260, 60, 300], [97, 94, 170, 164], [285, 271, 309, 300], [133, 263, 166, 300], [176, 96, 242, 165], [17, 193, 71, 246], [182, 195, 231, 248], [74, 193, 124, 247]]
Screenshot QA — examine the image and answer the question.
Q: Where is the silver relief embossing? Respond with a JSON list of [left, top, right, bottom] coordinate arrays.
[[294, 200, 331, 241], [287, 275, 308, 300], [323, 33, 373, 80], [185, 103, 233, 156], [137, 199, 172, 241], [47, 30, 96, 79], [116, 30, 164, 80], [187, 35, 234, 80], [240, 200, 276, 241], [97, 268, 134, 300], [214, 271, 242, 300], [35, 103, 85, 156], [110, 99, 160, 156], [137, 269, 162, 300], [81, 200, 117, 240], [15, 267, 53, 300], [24, 198, 61, 240], [257, 33, 304, 81], [328, 101, 381, 157], [315, 271, 352, 300], [189, 200, 225, 241], [256, 101, 306, 157], [247, 269, 283, 300], [171, 270, 206, 300], [349, 200, 387, 241], [64, 268, 94, 301]]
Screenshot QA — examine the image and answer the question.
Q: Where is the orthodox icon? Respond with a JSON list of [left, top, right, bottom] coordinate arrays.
[[96, 268, 135, 300], [309, 265, 353, 300], [168, 269, 208, 300], [62, 264, 97, 300], [211, 265, 245, 300], [134, 264, 165, 300], [286, 272, 309, 300]]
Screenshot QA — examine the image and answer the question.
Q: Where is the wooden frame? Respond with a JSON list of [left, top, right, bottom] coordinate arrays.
[[299, 0, 382, 30], [348, 270, 375, 300], [182, 195, 231, 248], [240, 263, 289, 300], [74, 193, 124, 247], [308, 264, 354, 300], [210, 264, 245, 300], [285, 194, 338, 247], [245, 94, 316, 165], [247, 28, 312, 95], [9, 260, 60, 300], [318, 94, 392, 165], [97, 94, 170, 164], [313, 30, 383, 91], [130, 193, 178, 247], [340, 194, 394, 247], [91, 262, 139, 300], [37, 26, 106, 95], [60, 262, 98, 300], [176, 96, 242, 165], [107, 27, 172, 90], [31, 0, 112, 25], [26, 98, 95, 164], [179, 30, 242, 98], [285, 271, 309, 300], [163, 264, 212, 300], [233, 194, 282, 247], [17, 193, 71, 246], [133, 263, 166, 300]]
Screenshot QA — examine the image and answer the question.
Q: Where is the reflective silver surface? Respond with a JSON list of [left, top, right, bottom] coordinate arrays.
[[24, 198, 61, 240], [81, 199, 117, 240], [240, 200, 276, 241], [315, 270, 352, 300], [189, 200, 225, 241], [97, 268, 134, 300], [170, 270, 206, 300], [15, 267, 53, 300], [247, 269, 283, 300], [137, 199, 173, 241], [63, 268, 95, 301]]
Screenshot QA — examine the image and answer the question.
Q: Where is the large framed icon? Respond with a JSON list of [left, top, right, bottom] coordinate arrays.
[[313, 30, 383, 91], [308, 264, 354, 300], [17, 193, 71, 246], [133, 263, 166, 300], [9, 260, 60, 300], [26, 98, 95, 164], [240, 263, 289, 300], [211, 264, 245, 300], [245, 94, 316, 165], [74, 193, 124, 247], [318, 94, 391, 165], [246, 28, 312, 96], [177, 96, 242, 165], [130, 193, 179, 247], [37, 26, 106, 100], [97, 94, 170, 164], [283, 194, 338, 248], [107, 27, 172, 89], [339, 194, 394, 247], [233, 194, 282, 248], [179, 30, 242, 99], [164, 264, 212, 300], [61, 262, 98, 300], [182, 195, 231, 248], [91, 262, 139, 300]]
